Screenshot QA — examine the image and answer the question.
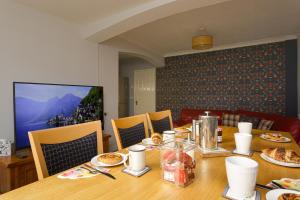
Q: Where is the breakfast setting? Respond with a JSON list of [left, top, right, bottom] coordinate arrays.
[[2, 110, 300, 200], [56, 111, 299, 200]]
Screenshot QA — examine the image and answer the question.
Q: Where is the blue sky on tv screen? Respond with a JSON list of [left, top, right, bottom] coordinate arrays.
[[14, 83, 94, 149], [15, 83, 91, 101]]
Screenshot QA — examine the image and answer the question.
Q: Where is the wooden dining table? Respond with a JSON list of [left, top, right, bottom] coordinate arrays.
[[1, 126, 300, 200]]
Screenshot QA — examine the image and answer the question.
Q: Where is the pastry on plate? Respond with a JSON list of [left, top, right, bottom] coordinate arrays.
[[277, 193, 300, 200], [262, 148, 300, 164], [151, 133, 162, 145], [97, 153, 123, 165], [263, 133, 286, 141]]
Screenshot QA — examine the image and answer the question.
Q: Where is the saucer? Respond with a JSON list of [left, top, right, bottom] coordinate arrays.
[[232, 149, 253, 156], [122, 166, 151, 177], [222, 185, 261, 200]]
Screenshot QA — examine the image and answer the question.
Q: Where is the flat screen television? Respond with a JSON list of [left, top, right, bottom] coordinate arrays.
[[13, 82, 103, 150]]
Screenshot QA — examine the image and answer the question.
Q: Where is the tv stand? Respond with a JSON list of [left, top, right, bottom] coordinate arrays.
[[15, 149, 30, 159], [0, 133, 111, 194]]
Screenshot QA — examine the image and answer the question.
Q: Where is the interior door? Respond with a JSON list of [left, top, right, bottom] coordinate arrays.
[[134, 68, 156, 115]]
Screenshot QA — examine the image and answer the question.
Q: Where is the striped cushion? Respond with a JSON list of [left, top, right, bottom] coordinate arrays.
[[41, 132, 97, 176], [257, 119, 274, 130], [151, 117, 171, 134], [118, 123, 146, 148], [222, 113, 240, 127]]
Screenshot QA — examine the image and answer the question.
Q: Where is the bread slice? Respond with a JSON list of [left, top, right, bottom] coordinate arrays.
[[151, 133, 162, 145], [277, 193, 300, 200], [262, 148, 300, 164], [97, 153, 123, 165]]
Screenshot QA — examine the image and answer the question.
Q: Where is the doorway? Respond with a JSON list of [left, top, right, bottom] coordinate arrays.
[[134, 68, 156, 115], [119, 53, 155, 117], [118, 77, 129, 117]]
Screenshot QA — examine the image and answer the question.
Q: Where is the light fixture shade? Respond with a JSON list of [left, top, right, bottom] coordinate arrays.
[[192, 35, 213, 50]]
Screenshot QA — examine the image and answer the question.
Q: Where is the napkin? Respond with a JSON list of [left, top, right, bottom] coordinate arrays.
[[57, 167, 97, 179], [268, 178, 300, 191]]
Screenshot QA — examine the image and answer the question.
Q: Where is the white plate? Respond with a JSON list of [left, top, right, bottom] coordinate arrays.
[[91, 153, 127, 167], [186, 126, 192, 132], [266, 189, 300, 200], [260, 134, 291, 143], [260, 153, 300, 168], [173, 128, 190, 133], [142, 138, 159, 146]]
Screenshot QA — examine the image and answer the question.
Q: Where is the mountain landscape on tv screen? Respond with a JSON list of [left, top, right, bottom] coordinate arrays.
[[16, 94, 81, 124], [15, 85, 103, 149]]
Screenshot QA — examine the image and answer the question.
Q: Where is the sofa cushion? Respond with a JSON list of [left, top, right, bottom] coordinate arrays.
[[222, 113, 240, 127], [257, 119, 274, 130], [239, 115, 260, 129], [236, 110, 283, 124]]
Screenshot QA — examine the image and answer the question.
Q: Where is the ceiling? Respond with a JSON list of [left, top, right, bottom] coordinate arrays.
[[14, 0, 300, 63], [15, 0, 154, 24], [112, 0, 300, 56], [119, 53, 153, 67]]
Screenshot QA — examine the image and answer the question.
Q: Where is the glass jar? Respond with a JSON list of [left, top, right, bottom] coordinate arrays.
[[160, 139, 196, 187]]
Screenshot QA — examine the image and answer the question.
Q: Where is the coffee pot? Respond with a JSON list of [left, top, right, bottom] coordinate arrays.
[[192, 111, 218, 150]]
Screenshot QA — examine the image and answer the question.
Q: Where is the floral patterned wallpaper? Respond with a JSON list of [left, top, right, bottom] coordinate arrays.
[[156, 42, 286, 120]]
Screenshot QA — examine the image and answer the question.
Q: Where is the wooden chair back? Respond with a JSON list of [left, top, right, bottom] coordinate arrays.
[[146, 110, 173, 135], [111, 114, 149, 150], [29, 121, 103, 180]]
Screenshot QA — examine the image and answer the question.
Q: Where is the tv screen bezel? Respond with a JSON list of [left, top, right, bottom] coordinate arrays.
[[13, 81, 104, 150]]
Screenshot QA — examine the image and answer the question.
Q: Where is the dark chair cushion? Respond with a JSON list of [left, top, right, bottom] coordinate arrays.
[[118, 123, 146, 148], [239, 115, 261, 129], [151, 117, 171, 134], [41, 132, 97, 176]]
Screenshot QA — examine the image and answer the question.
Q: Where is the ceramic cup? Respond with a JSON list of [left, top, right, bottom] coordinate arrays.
[[234, 132, 252, 154], [124, 144, 146, 172], [225, 156, 258, 198], [238, 122, 253, 134], [163, 130, 175, 141]]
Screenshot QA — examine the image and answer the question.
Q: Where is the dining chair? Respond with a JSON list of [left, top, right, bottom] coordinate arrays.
[[146, 110, 173, 135], [29, 121, 103, 180], [111, 114, 149, 150]]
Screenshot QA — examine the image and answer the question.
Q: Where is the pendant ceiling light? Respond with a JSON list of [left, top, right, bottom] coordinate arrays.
[[192, 35, 213, 50]]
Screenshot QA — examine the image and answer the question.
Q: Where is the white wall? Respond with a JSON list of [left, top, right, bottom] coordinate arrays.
[[298, 36, 300, 118], [98, 44, 119, 151], [0, 1, 98, 141], [119, 58, 154, 116]]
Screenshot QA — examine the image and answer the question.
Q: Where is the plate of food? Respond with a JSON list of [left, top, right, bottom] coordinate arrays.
[[142, 133, 163, 146], [260, 148, 300, 168], [266, 189, 300, 200], [173, 127, 191, 133], [91, 152, 127, 167], [260, 133, 291, 143]]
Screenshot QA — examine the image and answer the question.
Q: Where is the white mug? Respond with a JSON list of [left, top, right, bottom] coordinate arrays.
[[124, 144, 146, 172], [163, 130, 175, 141], [234, 133, 252, 154], [238, 122, 252, 134], [225, 156, 258, 198]]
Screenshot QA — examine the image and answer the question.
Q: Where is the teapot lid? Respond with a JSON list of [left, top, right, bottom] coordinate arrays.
[[199, 111, 218, 118]]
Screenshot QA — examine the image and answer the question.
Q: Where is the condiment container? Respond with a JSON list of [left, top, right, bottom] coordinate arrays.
[[160, 139, 196, 187], [217, 127, 223, 143]]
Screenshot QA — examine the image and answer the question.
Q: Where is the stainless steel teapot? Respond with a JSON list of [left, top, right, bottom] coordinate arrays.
[[192, 111, 218, 150]]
